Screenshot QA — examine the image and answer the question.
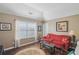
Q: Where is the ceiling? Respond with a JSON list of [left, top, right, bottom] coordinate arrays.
[[0, 3, 79, 21], [0, 3, 42, 20], [26, 3, 79, 20]]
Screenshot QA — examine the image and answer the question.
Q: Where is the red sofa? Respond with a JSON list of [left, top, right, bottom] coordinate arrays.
[[42, 33, 70, 51]]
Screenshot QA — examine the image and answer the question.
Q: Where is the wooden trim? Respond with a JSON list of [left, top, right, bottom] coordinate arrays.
[[4, 47, 14, 51]]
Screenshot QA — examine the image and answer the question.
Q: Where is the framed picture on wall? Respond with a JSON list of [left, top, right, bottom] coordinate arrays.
[[56, 21, 68, 32], [37, 25, 42, 31], [0, 22, 12, 31]]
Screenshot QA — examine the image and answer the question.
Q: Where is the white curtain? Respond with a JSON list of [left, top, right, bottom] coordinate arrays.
[[15, 20, 37, 40]]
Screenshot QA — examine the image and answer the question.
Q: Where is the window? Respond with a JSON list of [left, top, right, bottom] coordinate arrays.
[[15, 20, 37, 40]]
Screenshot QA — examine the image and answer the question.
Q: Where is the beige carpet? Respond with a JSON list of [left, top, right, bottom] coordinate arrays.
[[15, 47, 46, 55]]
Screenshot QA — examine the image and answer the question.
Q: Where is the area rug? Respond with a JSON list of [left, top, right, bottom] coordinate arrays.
[[15, 47, 46, 55]]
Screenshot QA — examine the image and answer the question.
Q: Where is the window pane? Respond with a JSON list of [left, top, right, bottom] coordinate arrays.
[[15, 20, 37, 40]]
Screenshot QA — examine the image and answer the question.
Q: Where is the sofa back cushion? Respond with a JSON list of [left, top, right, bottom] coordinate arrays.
[[42, 33, 70, 45]]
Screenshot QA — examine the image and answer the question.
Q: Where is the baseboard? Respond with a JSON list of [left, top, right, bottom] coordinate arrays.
[[4, 47, 14, 51], [20, 40, 38, 47], [4, 40, 38, 51]]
